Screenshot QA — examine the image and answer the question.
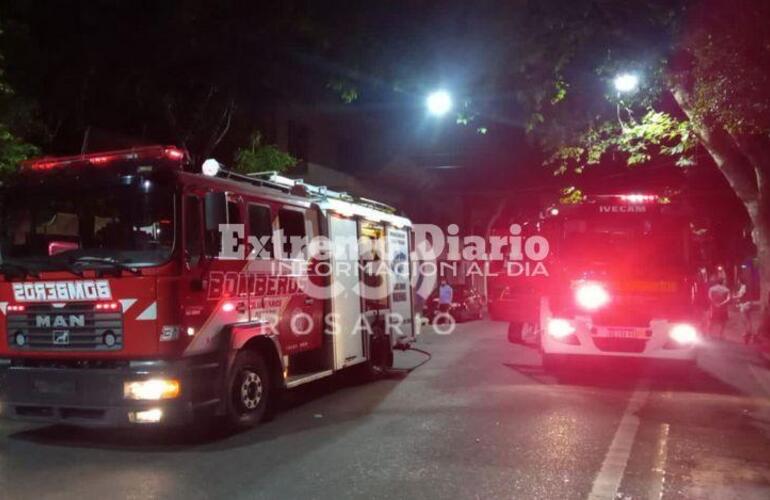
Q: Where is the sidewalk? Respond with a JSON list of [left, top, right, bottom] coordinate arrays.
[[697, 306, 770, 429], [705, 305, 770, 363]]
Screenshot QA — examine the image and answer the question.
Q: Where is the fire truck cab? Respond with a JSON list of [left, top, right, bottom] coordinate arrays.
[[0, 146, 415, 428], [489, 194, 700, 370]]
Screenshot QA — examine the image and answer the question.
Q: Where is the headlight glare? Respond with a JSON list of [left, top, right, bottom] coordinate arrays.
[[124, 378, 180, 400], [669, 323, 698, 344], [575, 282, 610, 310]]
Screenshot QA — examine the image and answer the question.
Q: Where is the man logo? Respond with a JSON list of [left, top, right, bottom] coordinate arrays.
[[35, 314, 86, 328], [52, 330, 70, 345]]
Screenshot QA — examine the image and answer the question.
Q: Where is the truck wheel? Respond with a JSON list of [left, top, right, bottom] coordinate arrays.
[[225, 350, 271, 430], [507, 322, 523, 343]]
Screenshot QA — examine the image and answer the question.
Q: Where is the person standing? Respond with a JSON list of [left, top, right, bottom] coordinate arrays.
[[734, 277, 754, 344], [708, 277, 731, 339], [438, 279, 454, 321], [694, 268, 710, 331]]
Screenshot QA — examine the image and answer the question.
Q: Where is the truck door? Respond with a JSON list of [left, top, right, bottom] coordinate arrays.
[[327, 214, 365, 368], [273, 206, 323, 354], [185, 191, 249, 355], [245, 202, 275, 326], [180, 193, 210, 345], [386, 226, 415, 341]]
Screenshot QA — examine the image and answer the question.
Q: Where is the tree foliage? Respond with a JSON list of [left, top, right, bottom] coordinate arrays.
[[549, 109, 697, 175], [234, 132, 297, 175], [0, 28, 38, 175], [541, 0, 769, 182], [0, 122, 37, 174]]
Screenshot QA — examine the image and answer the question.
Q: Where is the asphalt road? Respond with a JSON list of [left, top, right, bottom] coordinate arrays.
[[2, 320, 770, 500]]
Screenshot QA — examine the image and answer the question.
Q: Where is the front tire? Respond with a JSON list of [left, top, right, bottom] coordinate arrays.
[[224, 350, 272, 430]]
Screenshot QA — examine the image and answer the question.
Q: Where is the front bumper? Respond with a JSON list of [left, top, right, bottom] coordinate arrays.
[[0, 358, 216, 427], [541, 317, 699, 361]]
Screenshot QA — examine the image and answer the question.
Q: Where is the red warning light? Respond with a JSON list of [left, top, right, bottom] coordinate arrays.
[[22, 146, 188, 172], [164, 147, 185, 160], [88, 156, 111, 165], [95, 302, 121, 311]]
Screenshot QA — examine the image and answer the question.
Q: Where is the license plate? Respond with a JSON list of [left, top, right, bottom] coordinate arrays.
[[604, 328, 647, 339], [32, 379, 76, 396]]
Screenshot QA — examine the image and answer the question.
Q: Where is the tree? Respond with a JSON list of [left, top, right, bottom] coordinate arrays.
[[0, 122, 37, 175], [0, 28, 38, 176], [234, 132, 297, 175], [668, 0, 770, 299], [535, 0, 770, 300]]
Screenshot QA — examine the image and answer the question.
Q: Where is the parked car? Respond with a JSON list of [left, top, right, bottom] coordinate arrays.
[[488, 285, 541, 343], [424, 285, 484, 322]]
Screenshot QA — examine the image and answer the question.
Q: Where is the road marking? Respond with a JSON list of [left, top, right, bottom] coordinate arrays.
[[587, 385, 650, 500], [648, 423, 670, 500]]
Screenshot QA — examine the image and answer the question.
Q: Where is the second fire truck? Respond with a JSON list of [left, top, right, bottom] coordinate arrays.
[[489, 194, 700, 370]]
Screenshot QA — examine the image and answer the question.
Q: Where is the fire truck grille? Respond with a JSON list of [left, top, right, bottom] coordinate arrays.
[[592, 337, 648, 354], [592, 307, 651, 327], [6, 304, 123, 351]]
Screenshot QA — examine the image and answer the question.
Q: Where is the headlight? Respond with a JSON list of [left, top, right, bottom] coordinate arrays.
[[575, 282, 610, 310], [547, 318, 576, 339], [129, 408, 164, 424], [124, 378, 181, 400], [669, 323, 698, 344]]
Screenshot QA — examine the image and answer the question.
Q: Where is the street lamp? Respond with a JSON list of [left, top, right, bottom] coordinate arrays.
[[426, 90, 453, 116], [613, 72, 640, 129], [613, 73, 639, 94]]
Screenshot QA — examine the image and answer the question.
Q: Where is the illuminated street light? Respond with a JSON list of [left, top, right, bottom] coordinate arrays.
[[426, 90, 453, 116], [613, 73, 639, 93]]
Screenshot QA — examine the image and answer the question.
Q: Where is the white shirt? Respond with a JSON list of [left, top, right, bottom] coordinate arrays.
[[708, 283, 730, 307]]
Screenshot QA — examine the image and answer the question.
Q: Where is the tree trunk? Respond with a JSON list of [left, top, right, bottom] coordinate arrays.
[[755, 226, 770, 303], [482, 199, 509, 305], [672, 83, 770, 333]]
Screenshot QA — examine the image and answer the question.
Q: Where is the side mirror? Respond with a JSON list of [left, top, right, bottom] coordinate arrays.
[[204, 191, 227, 231]]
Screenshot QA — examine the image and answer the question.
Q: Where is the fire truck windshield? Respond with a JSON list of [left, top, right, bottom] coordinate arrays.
[[0, 175, 175, 272], [560, 214, 689, 277]]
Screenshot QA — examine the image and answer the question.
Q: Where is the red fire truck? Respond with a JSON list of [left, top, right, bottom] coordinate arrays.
[[488, 194, 699, 370], [0, 146, 415, 428]]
